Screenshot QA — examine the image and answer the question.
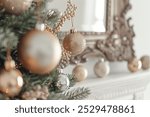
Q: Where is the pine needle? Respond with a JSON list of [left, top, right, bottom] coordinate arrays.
[[64, 87, 91, 100]]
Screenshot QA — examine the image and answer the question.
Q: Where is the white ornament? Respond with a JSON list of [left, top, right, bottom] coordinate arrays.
[[94, 59, 110, 78]]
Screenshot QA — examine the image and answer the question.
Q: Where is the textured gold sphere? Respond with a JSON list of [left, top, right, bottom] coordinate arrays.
[[94, 61, 110, 78], [18, 29, 62, 75], [141, 55, 150, 70], [0, 69, 24, 97], [72, 65, 88, 82], [0, 0, 33, 15], [63, 32, 86, 56], [128, 58, 142, 73]]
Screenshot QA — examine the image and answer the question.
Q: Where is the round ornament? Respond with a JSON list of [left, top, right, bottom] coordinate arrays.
[[94, 59, 110, 78], [56, 74, 70, 92], [72, 65, 88, 82], [140, 55, 150, 70], [128, 58, 142, 73], [0, 0, 33, 15], [18, 29, 62, 75], [63, 30, 86, 56], [0, 69, 24, 97]]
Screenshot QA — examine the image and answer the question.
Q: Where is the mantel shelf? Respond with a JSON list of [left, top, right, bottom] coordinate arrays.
[[75, 71, 150, 100]]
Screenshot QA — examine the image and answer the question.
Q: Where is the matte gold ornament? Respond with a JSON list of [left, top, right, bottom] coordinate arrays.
[[94, 59, 110, 78], [141, 55, 150, 70], [63, 30, 86, 56], [72, 65, 88, 82], [18, 29, 62, 74], [0, 69, 24, 97], [128, 58, 142, 73], [0, 0, 33, 15]]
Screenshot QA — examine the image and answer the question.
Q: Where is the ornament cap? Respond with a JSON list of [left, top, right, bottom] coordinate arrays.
[[4, 60, 16, 71], [35, 22, 46, 31]]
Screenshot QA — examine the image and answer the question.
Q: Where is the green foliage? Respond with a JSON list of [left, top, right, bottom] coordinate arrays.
[[48, 87, 91, 100]]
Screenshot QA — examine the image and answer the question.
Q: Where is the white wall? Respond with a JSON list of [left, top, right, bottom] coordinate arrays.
[[46, 0, 105, 32], [129, 0, 150, 99], [129, 0, 150, 57]]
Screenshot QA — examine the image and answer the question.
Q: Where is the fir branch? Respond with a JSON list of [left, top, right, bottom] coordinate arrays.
[[0, 28, 18, 49], [64, 87, 91, 100], [67, 74, 76, 87], [0, 93, 9, 100], [48, 92, 69, 100]]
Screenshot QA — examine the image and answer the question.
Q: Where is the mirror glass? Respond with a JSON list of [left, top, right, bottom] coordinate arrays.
[[46, 0, 106, 32]]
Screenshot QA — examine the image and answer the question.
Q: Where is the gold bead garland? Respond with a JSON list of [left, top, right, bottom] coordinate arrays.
[[58, 47, 72, 69], [52, 0, 77, 34]]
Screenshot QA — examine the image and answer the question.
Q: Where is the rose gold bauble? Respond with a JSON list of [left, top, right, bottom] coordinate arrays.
[[141, 55, 150, 70], [128, 58, 142, 73], [72, 65, 88, 82], [0, 0, 33, 15], [18, 29, 62, 75], [0, 69, 24, 97], [63, 32, 86, 56]]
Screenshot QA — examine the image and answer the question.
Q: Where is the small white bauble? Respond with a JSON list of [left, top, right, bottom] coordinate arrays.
[[94, 60, 110, 78]]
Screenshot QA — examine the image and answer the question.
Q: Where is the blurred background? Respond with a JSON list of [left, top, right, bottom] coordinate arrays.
[[61, 0, 150, 99], [129, 0, 150, 99]]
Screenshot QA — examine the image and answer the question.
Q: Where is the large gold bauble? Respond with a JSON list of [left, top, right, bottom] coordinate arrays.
[[72, 65, 88, 82], [0, 69, 24, 97], [0, 0, 33, 15], [63, 32, 86, 56], [128, 58, 142, 73], [18, 29, 62, 75]]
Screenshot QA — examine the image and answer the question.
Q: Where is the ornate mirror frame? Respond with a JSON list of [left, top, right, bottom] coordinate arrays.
[[60, 0, 135, 64]]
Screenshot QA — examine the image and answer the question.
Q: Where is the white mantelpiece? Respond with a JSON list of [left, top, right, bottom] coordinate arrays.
[[75, 71, 150, 100]]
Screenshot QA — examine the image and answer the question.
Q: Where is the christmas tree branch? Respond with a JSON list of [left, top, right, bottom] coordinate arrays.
[[64, 87, 91, 100], [48, 87, 91, 100], [0, 0, 91, 100]]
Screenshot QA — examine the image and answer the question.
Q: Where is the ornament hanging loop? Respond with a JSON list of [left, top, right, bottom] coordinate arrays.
[[4, 48, 15, 71], [6, 48, 11, 61]]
